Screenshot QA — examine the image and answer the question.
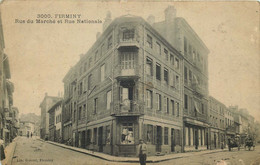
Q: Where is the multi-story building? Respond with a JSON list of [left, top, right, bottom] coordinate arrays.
[[39, 93, 62, 140], [225, 107, 236, 140], [62, 67, 76, 145], [63, 9, 184, 156], [153, 6, 210, 151], [19, 121, 35, 137], [48, 100, 62, 142], [208, 96, 225, 149]]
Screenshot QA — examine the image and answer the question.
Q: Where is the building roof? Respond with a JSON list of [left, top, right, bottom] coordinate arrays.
[[48, 100, 62, 113]]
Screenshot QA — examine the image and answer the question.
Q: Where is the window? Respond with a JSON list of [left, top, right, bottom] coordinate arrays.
[[164, 97, 169, 113], [121, 52, 135, 69], [189, 70, 192, 82], [184, 94, 188, 109], [88, 74, 93, 90], [164, 49, 168, 61], [156, 42, 161, 55], [84, 62, 87, 72], [184, 37, 187, 55], [89, 57, 92, 68], [175, 57, 179, 69], [121, 123, 134, 144], [146, 57, 153, 76], [184, 66, 188, 81], [95, 50, 99, 62], [171, 100, 175, 115], [78, 106, 82, 120], [156, 93, 161, 111], [146, 125, 153, 144], [83, 104, 86, 118], [176, 102, 180, 117], [147, 34, 152, 48], [164, 68, 169, 84], [146, 89, 152, 108], [176, 75, 180, 90], [156, 63, 161, 80], [108, 36, 112, 50], [164, 127, 169, 145], [79, 82, 83, 95], [123, 29, 135, 41], [101, 64, 105, 82], [170, 54, 174, 66], [101, 44, 105, 56], [94, 98, 98, 114], [106, 90, 112, 110]]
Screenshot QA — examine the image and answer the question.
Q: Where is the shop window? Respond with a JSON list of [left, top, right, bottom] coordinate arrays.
[[106, 125, 111, 144], [93, 128, 97, 145], [164, 127, 169, 145], [147, 125, 153, 144], [121, 123, 134, 144]]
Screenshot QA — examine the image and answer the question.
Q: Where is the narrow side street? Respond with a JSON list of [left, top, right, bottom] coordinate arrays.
[[8, 136, 260, 165]]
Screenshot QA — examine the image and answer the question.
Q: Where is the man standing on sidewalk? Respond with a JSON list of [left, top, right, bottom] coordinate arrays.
[[0, 138, 5, 160], [137, 139, 147, 165]]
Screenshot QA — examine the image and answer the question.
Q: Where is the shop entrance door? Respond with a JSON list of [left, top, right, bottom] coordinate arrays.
[[156, 126, 162, 152], [171, 128, 175, 152], [98, 127, 103, 152]]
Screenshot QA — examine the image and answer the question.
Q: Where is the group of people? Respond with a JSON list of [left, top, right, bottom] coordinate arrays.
[[27, 132, 33, 138]]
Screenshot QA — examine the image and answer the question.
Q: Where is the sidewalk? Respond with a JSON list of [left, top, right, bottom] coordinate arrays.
[[39, 139, 229, 163], [1, 137, 18, 165]]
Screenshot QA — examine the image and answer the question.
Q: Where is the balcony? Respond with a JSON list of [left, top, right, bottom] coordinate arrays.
[[115, 66, 140, 81], [191, 83, 207, 96], [117, 38, 140, 50], [111, 100, 144, 117]]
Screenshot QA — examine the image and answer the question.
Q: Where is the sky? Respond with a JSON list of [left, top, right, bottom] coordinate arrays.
[[0, 1, 259, 121]]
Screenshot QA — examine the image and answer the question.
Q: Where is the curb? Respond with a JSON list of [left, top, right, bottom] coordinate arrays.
[[38, 139, 229, 163]]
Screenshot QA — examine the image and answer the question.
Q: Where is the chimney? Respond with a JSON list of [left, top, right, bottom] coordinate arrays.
[[103, 11, 112, 32], [164, 6, 176, 23], [147, 15, 155, 25], [96, 32, 101, 40]]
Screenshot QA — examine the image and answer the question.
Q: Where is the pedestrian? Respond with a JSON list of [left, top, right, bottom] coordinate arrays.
[[137, 139, 147, 165], [31, 132, 33, 138], [0, 138, 5, 160]]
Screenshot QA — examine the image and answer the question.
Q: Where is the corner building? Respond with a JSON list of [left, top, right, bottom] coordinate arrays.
[[64, 13, 184, 156]]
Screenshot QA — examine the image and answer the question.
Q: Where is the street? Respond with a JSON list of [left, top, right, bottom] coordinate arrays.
[[11, 136, 260, 165]]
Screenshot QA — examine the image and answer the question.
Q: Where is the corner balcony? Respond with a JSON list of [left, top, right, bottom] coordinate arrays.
[[117, 38, 140, 50], [115, 66, 140, 81], [111, 100, 144, 117], [191, 83, 207, 96]]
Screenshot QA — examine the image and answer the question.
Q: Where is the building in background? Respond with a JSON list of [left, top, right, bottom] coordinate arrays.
[[48, 100, 62, 142], [39, 93, 62, 140], [19, 121, 35, 137], [208, 96, 225, 149]]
